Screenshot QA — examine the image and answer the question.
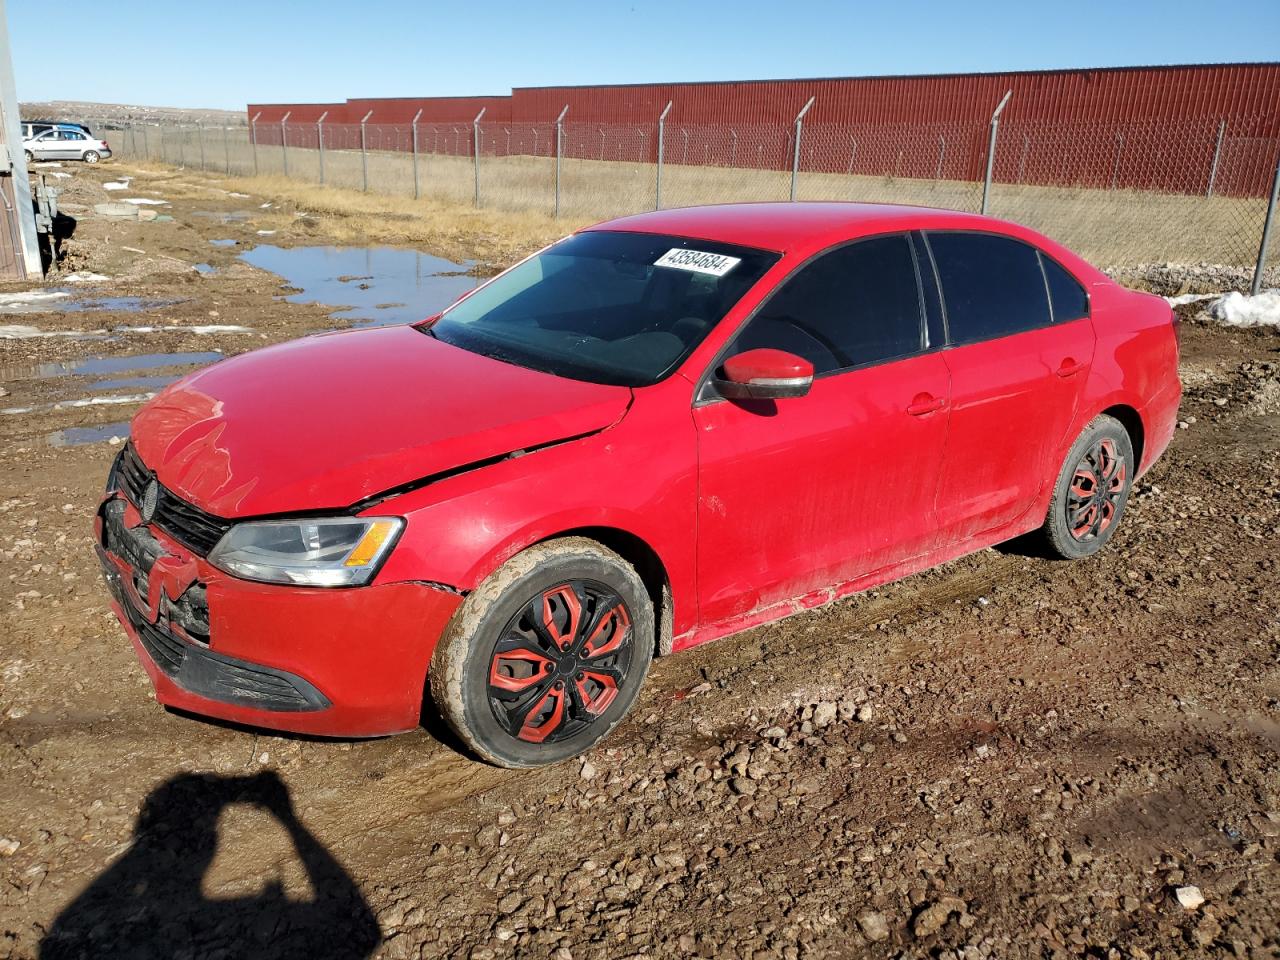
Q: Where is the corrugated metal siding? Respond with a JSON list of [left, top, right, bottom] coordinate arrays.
[[246, 63, 1280, 193], [512, 63, 1280, 127]]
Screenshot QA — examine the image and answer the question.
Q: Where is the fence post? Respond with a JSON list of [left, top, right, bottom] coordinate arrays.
[[410, 108, 423, 199], [223, 126, 231, 174], [1252, 151, 1280, 295], [316, 111, 328, 185], [1207, 119, 1226, 198], [1109, 133, 1125, 190], [935, 136, 946, 182], [279, 111, 291, 176], [197, 122, 205, 170], [790, 96, 815, 202], [360, 110, 373, 191], [473, 107, 486, 207], [655, 100, 672, 209], [142, 125, 149, 159], [554, 104, 569, 218], [980, 90, 1012, 215], [250, 111, 261, 176]]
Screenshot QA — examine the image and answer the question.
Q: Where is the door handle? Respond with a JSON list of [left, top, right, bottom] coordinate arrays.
[[1055, 358, 1086, 378], [906, 392, 946, 417]]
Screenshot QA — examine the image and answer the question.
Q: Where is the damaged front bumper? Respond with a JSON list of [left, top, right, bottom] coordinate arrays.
[[95, 495, 463, 737]]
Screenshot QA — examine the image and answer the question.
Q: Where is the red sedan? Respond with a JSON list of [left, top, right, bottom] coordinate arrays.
[[96, 203, 1180, 767]]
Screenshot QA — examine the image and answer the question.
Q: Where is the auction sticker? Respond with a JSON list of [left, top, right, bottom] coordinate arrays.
[[654, 248, 741, 276]]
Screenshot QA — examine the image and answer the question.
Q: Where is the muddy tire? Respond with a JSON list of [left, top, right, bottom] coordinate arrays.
[[1038, 414, 1134, 560], [83, 151, 100, 164], [23, 150, 33, 163], [429, 537, 653, 768]]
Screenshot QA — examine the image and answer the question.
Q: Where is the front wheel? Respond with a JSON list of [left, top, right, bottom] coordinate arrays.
[[429, 537, 653, 767], [23, 150, 33, 163], [1039, 414, 1134, 560], [83, 150, 101, 164]]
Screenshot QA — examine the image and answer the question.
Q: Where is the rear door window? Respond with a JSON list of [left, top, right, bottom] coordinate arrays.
[[730, 234, 924, 375], [1040, 253, 1090, 322], [925, 232, 1051, 345]]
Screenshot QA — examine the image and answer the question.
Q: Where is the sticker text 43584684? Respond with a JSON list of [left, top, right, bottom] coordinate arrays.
[[653, 248, 742, 277]]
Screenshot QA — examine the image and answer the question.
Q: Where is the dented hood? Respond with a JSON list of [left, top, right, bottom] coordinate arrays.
[[130, 325, 631, 517]]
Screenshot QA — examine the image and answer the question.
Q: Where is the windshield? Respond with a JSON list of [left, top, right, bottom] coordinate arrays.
[[426, 231, 779, 386]]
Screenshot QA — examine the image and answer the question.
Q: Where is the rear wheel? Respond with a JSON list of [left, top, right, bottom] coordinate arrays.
[[429, 538, 653, 767], [83, 150, 101, 164], [1039, 414, 1134, 559]]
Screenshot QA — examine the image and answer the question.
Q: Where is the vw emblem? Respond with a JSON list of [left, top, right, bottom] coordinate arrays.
[[140, 478, 160, 523]]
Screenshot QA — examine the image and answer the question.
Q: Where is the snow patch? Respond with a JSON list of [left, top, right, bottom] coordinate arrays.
[[1164, 292, 1218, 307], [0, 291, 70, 310], [1209, 290, 1280, 328], [62, 272, 110, 283], [3, 393, 155, 416], [121, 198, 169, 206], [103, 181, 129, 191], [0, 324, 103, 339], [256, 230, 276, 236], [117, 324, 254, 334]]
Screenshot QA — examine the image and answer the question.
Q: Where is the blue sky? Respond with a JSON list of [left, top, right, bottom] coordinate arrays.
[[10, 0, 1280, 110]]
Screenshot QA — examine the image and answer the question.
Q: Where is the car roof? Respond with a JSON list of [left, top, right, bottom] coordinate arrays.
[[587, 201, 1108, 281]]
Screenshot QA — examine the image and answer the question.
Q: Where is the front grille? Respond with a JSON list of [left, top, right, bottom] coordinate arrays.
[[116, 444, 233, 556]]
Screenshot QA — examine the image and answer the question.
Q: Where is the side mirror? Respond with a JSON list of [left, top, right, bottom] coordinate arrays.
[[715, 348, 814, 400]]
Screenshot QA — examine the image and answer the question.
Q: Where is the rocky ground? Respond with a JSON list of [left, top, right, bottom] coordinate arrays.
[[1, 161, 1278, 960]]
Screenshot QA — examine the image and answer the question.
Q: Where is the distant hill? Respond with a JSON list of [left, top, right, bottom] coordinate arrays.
[[19, 100, 246, 126]]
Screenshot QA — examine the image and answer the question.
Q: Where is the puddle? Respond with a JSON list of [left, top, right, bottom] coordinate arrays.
[[1, 351, 222, 381], [238, 245, 477, 327], [210, 239, 238, 248], [193, 263, 217, 276], [49, 422, 130, 447], [194, 211, 252, 223], [0, 291, 180, 315], [61, 296, 179, 314]]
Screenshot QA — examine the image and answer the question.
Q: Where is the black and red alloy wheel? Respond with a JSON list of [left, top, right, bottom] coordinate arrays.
[[486, 581, 635, 745], [1066, 436, 1127, 542]]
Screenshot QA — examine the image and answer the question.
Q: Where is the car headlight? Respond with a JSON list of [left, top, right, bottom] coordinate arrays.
[[207, 517, 403, 587]]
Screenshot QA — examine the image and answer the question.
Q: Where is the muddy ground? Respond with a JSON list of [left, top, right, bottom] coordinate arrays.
[[1, 161, 1278, 960]]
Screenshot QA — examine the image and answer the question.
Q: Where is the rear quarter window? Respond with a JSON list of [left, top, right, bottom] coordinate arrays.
[[926, 232, 1051, 345], [1040, 253, 1090, 322]]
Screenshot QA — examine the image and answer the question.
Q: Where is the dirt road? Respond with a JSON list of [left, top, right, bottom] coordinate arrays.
[[1, 162, 1278, 960]]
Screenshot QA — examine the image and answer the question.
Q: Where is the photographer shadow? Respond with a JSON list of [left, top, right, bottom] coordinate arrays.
[[40, 771, 381, 960]]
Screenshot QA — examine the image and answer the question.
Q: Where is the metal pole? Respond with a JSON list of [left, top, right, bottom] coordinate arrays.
[[1207, 119, 1226, 198], [656, 100, 672, 209], [980, 90, 1012, 215], [1017, 134, 1029, 184], [360, 110, 373, 191], [142, 125, 149, 159], [316, 111, 328, 185], [730, 129, 737, 167], [846, 137, 857, 175], [1252, 151, 1280, 296], [554, 104, 569, 218], [223, 126, 230, 174], [250, 112, 261, 176], [935, 136, 946, 182], [410, 109, 422, 199], [280, 111, 291, 177], [1110, 133, 1124, 190], [473, 107, 486, 207], [790, 96, 815, 202], [177, 124, 185, 168], [198, 122, 205, 170]]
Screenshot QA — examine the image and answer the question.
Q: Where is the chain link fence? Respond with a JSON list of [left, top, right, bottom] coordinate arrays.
[[91, 108, 1280, 284]]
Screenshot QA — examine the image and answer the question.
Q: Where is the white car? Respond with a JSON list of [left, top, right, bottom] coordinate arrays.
[[23, 127, 112, 164]]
